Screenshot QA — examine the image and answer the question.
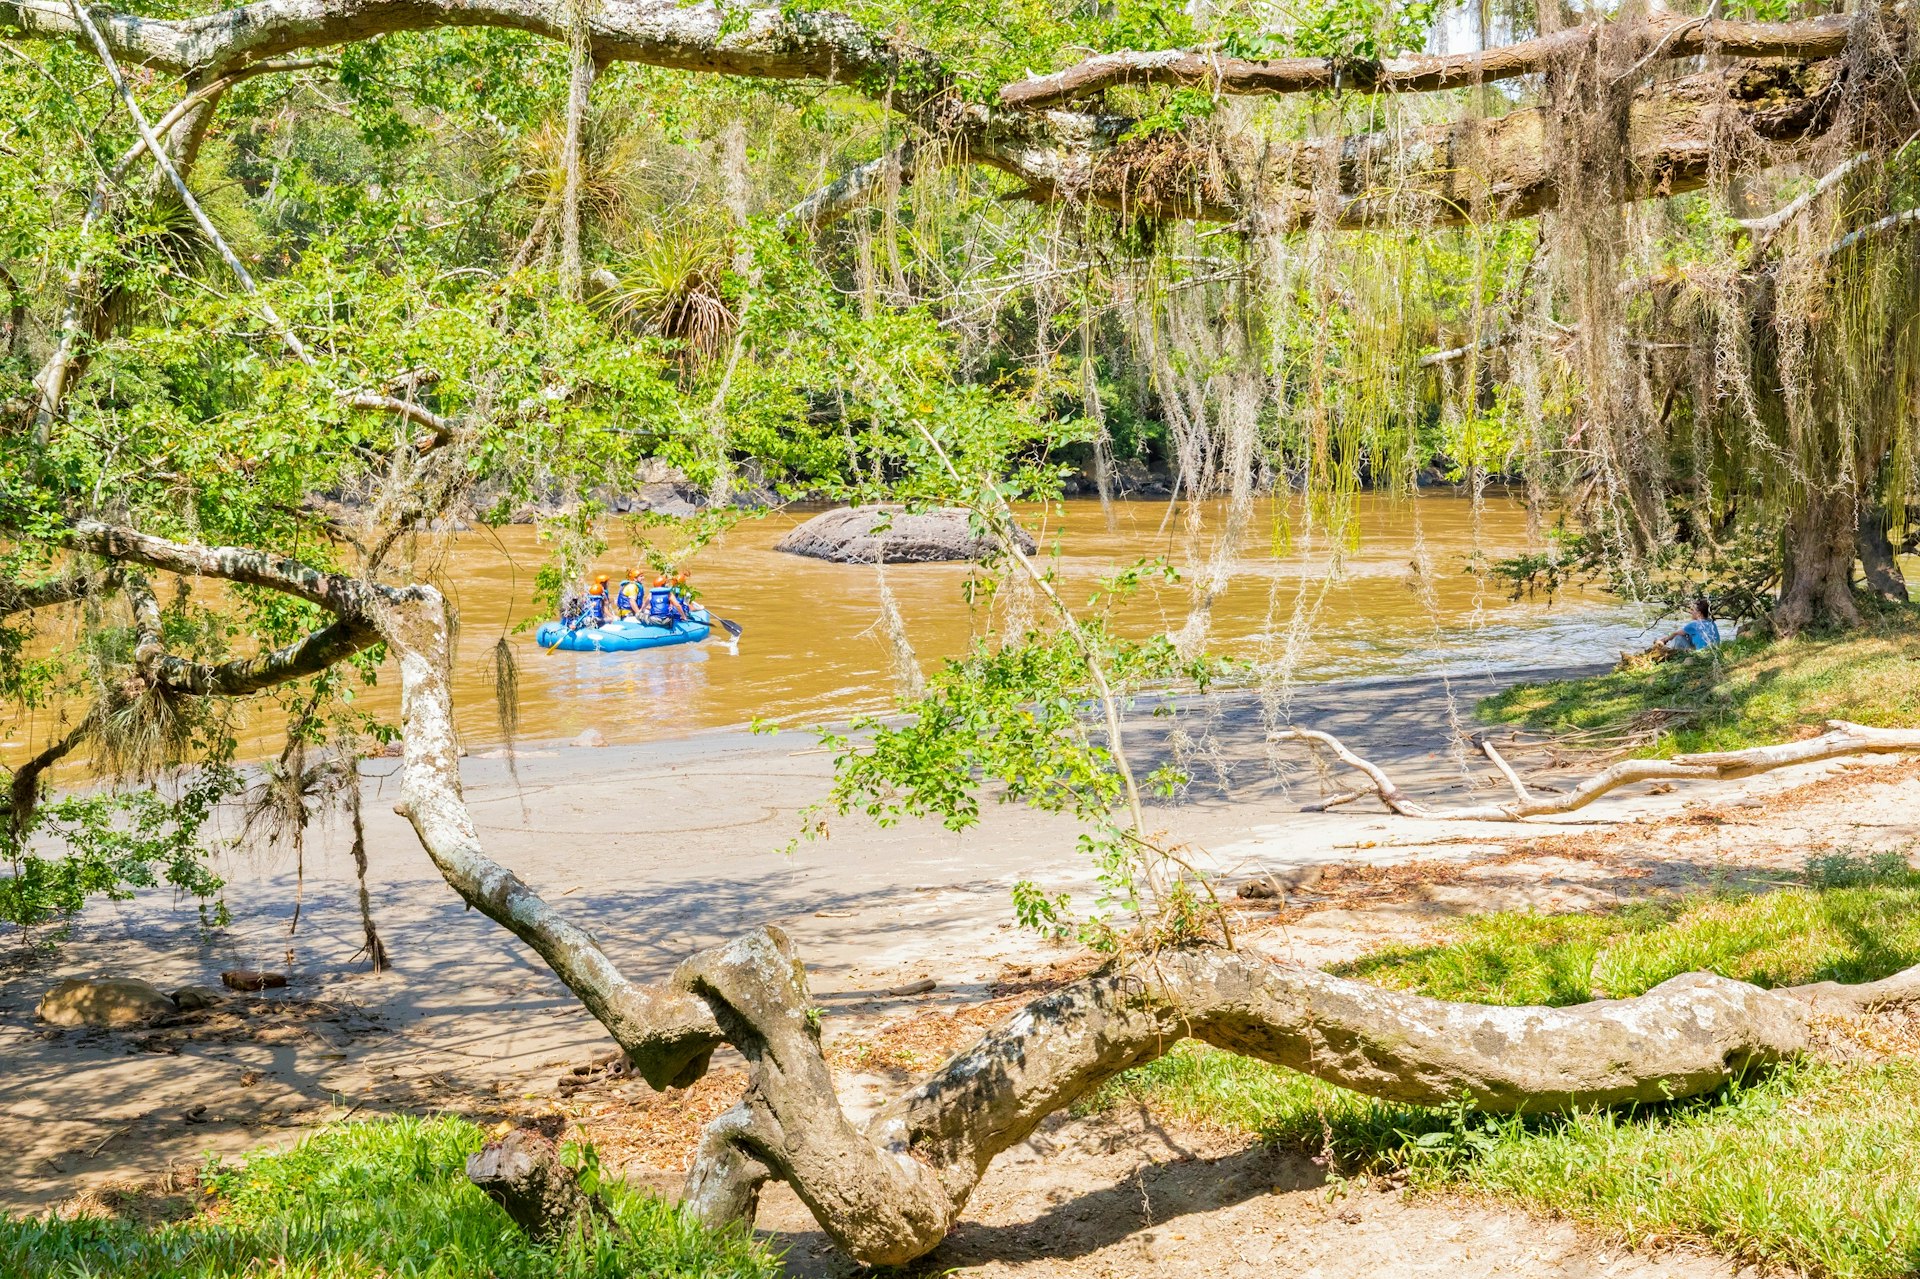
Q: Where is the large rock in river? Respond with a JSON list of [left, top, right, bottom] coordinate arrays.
[[37, 978, 177, 1027], [774, 505, 1036, 564]]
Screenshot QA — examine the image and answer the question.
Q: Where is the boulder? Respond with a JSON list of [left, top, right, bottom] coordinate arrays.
[[774, 505, 1036, 564], [170, 984, 227, 1011], [36, 978, 177, 1027], [573, 728, 607, 748]]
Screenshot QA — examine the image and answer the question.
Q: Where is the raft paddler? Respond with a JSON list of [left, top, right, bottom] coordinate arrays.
[[645, 572, 693, 626], [583, 574, 612, 627], [613, 575, 646, 619]]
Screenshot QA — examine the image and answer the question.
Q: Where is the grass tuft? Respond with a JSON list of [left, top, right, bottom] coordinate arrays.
[[0, 1115, 778, 1278], [1480, 616, 1920, 755]]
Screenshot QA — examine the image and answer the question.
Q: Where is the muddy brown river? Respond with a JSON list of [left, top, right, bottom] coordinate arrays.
[[2, 494, 1642, 764]]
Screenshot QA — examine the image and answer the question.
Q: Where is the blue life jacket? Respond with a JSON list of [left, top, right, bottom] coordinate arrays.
[[646, 587, 678, 622], [583, 591, 607, 626], [615, 579, 643, 617]]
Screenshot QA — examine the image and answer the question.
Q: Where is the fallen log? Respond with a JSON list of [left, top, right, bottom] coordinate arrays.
[[1272, 719, 1920, 821]]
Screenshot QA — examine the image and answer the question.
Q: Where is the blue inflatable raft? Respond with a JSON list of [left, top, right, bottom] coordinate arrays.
[[536, 610, 713, 653]]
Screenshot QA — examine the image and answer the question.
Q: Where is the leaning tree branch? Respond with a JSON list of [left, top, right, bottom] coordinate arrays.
[[975, 56, 1850, 228], [996, 13, 1852, 109], [153, 618, 379, 696], [62, 519, 394, 616], [66, 0, 315, 367], [1274, 720, 1920, 820], [3, 708, 99, 841]]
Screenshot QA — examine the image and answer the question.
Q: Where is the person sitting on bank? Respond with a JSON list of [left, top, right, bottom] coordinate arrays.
[[1656, 596, 1722, 657]]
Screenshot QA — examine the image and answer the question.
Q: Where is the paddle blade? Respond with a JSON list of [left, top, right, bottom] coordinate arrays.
[[716, 618, 744, 639]]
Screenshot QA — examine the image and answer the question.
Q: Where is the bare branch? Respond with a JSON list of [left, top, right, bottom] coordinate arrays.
[[779, 140, 918, 231], [342, 390, 453, 449], [61, 519, 399, 617], [3, 709, 97, 840], [5, 0, 944, 96], [996, 13, 1852, 109]]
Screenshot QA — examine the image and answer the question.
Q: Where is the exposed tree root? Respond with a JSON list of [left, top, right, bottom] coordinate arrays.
[[1273, 721, 1920, 821]]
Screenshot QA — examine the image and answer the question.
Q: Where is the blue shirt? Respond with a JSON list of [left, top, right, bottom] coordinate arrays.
[[1680, 618, 1721, 649]]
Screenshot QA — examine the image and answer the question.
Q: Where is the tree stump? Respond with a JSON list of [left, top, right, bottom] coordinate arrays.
[[466, 1128, 606, 1243]]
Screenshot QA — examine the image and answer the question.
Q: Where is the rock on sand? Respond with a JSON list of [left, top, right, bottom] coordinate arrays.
[[775, 505, 1036, 564], [36, 978, 177, 1027]]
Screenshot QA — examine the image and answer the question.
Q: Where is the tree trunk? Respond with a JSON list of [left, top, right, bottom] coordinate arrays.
[[1857, 505, 1909, 602], [1777, 488, 1862, 633]]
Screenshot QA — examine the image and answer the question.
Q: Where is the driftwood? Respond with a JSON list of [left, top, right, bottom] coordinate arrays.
[[1274, 720, 1920, 821], [40, 521, 1920, 1268]]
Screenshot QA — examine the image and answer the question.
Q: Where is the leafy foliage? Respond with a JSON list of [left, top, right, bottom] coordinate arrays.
[[0, 765, 237, 935]]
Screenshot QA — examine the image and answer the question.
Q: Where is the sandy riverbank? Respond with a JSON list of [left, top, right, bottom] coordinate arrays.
[[5, 660, 1917, 1276]]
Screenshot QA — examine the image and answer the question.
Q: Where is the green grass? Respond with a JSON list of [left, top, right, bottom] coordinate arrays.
[[1087, 853, 1920, 1278], [0, 1116, 778, 1279], [1480, 613, 1920, 754]]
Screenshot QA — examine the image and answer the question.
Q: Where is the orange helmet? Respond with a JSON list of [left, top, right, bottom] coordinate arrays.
[[654, 573, 669, 587]]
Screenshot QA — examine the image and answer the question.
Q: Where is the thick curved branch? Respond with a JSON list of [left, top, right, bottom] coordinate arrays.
[[61, 519, 394, 617], [1273, 720, 1920, 820], [376, 588, 724, 1088], [155, 619, 379, 696], [997, 13, 1852, 109], [319, 539, 1920, 1271], [4, 0, 942, 94]]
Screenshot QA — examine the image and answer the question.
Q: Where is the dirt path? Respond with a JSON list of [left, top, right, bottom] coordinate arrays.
[[4, 662, 1914, 1277], [753, 1111, 1748, 1279]]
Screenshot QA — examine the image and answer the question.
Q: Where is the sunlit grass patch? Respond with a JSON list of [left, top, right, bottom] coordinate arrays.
[[1480, 612, 1920, 755], [1087, 855, 1920, 1277], [0, 1115, 777, 1279]]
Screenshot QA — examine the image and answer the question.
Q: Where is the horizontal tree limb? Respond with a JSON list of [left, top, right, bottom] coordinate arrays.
[[62, 519, 401, 618], [3, 0, 942, 97], [1273, 719, 1920, 820], [977, 57, 1848, 228], [997, 13, 1853, 109], [0, 567, 119, 618]]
